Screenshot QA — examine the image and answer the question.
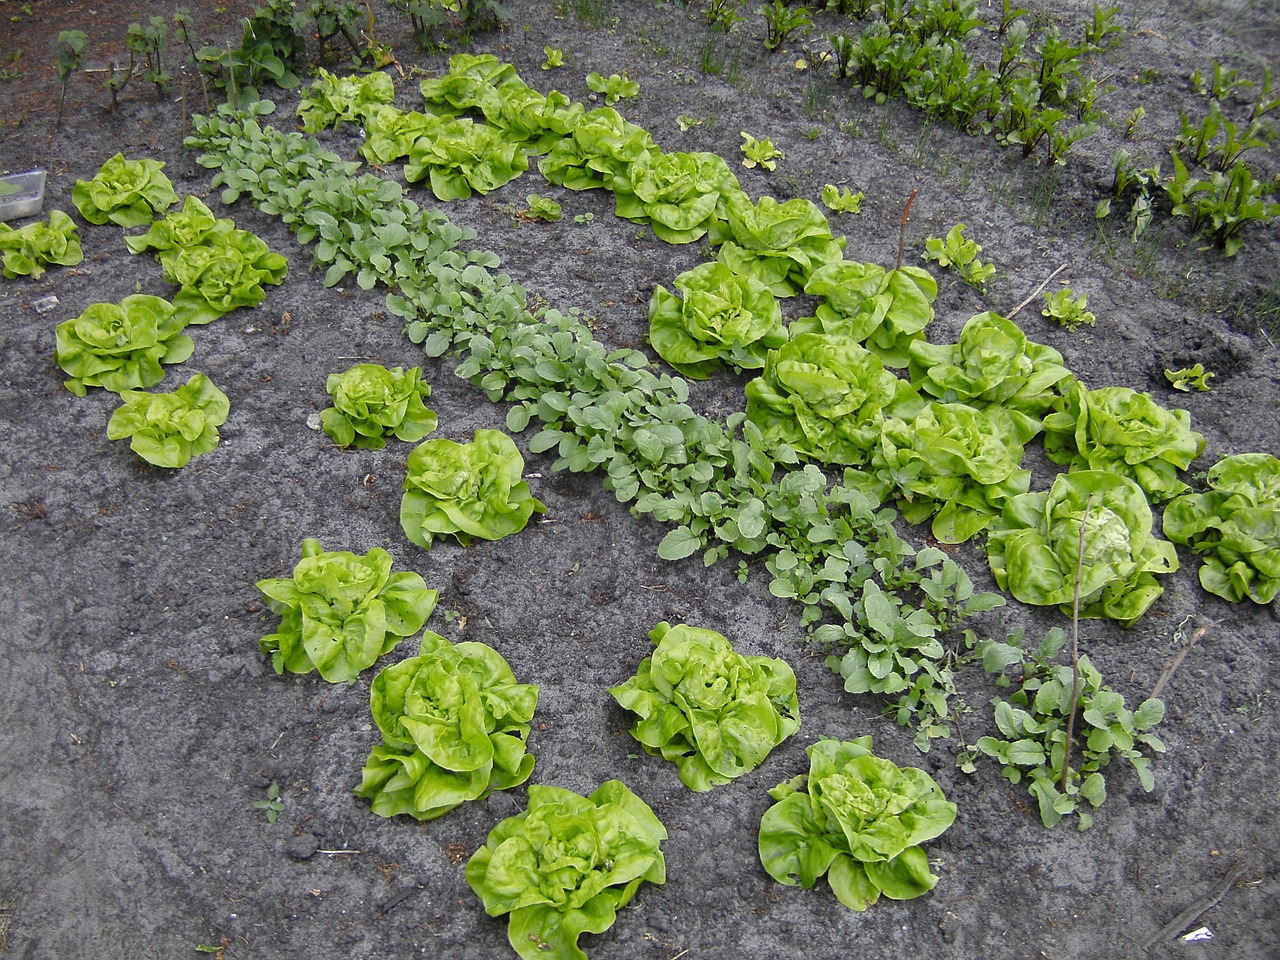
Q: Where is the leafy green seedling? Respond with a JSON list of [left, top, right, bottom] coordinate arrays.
[[1164, 363, 1214, 392], [518, 193, 563, 221], [741, 131, 784, 169], [677, 113, 704, 131], [253, 783, 286, 823], [573, 212, 595, 223], [586, 70, 640, 104], [757, 0, 812, 51], [1041, 288, 1096, 329], [821, 184, 864, 213], [922, 224, 995, 288], [541, 45, 564, 69], [55, 29, 86, 129]]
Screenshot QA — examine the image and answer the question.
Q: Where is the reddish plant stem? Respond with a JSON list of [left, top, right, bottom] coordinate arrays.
[[896, 188, 918, 271]]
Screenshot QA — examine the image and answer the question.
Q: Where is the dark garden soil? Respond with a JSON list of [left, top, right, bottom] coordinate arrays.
[[1, 1, 1278, 958]]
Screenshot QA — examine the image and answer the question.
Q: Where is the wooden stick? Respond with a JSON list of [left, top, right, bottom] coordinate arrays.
[[1008, 262, 1068, 318]]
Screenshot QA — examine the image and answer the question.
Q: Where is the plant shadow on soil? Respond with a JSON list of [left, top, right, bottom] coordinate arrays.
[[0, 1, 1278, 958]]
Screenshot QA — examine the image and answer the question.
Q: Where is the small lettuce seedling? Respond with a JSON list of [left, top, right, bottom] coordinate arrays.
[[517, 193, 563, 222], [1164, 362, 1214, 392], [0, 210, 83, 279], [922, 223, 995, 289], [821, 183, 864, 213], [740, 131, 785, 169], [400, 429, 547, 548], [1041, 287, 1096, 329], [541, 45, 563, 69], [256, 539, 439, 682], [759, 736, 956, 910], [356, 631, 538, 820], [585, 70, 640, 105], [322, 363, 438, 449], [610, 621, 801, 791], [107, 373, 230, 468], [467, 780, 666, 960], [71, 153, 178, 228]]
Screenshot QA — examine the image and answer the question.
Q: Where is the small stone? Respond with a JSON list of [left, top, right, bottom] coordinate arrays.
[[284, 832, 321, 862]]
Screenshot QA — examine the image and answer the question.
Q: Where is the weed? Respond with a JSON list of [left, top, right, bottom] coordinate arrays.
[[253, 782, 286, 823], [758, 0, 811, 51]]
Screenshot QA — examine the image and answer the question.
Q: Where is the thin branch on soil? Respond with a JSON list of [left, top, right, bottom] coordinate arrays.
[[1151, 618, 1214, 701], [1060, 495, 1092, 796], [1141, 861, 1248, 950], [1007, 263, 1068, 319], [896, 189, 918, 271]]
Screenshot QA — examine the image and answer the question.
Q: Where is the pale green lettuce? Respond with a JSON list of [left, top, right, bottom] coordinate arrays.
[[404, 116, 529, 201], [71, 153, 177, 228], [55, 293, 194, 396], [1163, 453, 1280, 603], [537, 106, 659, 194], [0, 209, 83, 279], [615, 150, 741, 243], [466, 780, 667, 960], [124, 195, 235, 269], [164, 228, 289, 325], [355, 631, 538, 820], [298, 67, 396, 133], [322, 363, 438, 449], [759, 736, 956, 911], [797, 262, 937, 367], [257, 539, 439, 681], [106, 372, 229, 468], [986, 471, 1179, 626], [714, 194, 846, 297], [609, 621, 800, 791]]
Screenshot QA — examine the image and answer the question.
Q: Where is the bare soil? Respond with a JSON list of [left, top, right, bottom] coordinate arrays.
[[1, 1, 1278, 959]]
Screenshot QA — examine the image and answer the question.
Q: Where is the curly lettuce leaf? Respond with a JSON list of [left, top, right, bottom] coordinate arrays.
[[164, 228, 289, 325], [537, 106, 659, 194], [714, 193, 846, 297], [400, 428, 547, 548], [1042, 382, 1205, 502], [256, 538, 438, 681], [322, 363, 438, 449], [355, 631, 537, 819], [1163, 453, 1280, 603], [759, 737, 955, 911], [71, 153, 177, 228], [106, 372, 230, 468], [123, 195, 235, 267], [907, 310, 1074, 416], [745, 332, 923, 466], [610, 621, 800, 791], [298, 67, 395, 133], [55, 293, 194, 396], [797, 262, 937, 367], [617, 150, 740, 243], [0, 209, 83, 279], [648, 261, 787, 380], [404, 116, 530, 201], [986, 470, 1179, 626], [466, 780, 666, 960]]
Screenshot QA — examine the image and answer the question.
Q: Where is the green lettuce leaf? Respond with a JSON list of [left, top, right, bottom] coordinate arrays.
[[713, 193, 846, 297], [355, 631, 537, 819], [297, 68, 396, 133], [745, 332, 923, 466], [256, 538, 439, 681], [797, 262, 937, 367], [123, 194, 235, 266], [0, 209, 83, 279], [55, 293, 194, 396], [322, 363, 438, 449], [759, 737, 955, 911], [986, 470, 1180, 626], [164, 228, 289, 325], [617, 150, 741, 243], [71, 152, 178, 228], [404, 116, 529, 201], [466, 780, 666, 960], [537, 106, 659, 193], [1042, 382, 1205, 502], [1163, 453, 1280, 603], [400, 428, 547, 548], [648, 261, 787, 380], [610, 621, 801, 791], [106, 372, 230, 468]]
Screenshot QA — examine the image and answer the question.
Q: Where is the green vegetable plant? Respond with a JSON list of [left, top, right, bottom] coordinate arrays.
[[740, 131, 784, 169], [1042, 382, 1206, 502], [821, 183, 864, 213], [400, 428, 547, 549], [609, 621, 800, 791], [466, 780, 666, 960], [322, 363, 438, 449], [195, 7, 305, 106], [757, 0, 812, 51], [922, 223, 995, 289], [1163, 453, 1280, 603], [54, 294, 195, 397], [796, 260, 937, 366], [0, 210, 83, 279], [355, 631, 537, 819], [127, 15, 171, 99], [647, 260, 787, 379], [124, 195, 234, 268], [704, 0, 747, 32], [106, 373, 230, 468], [964, 628, 1166, 829], [1040, 287, 1096, 329], [986, 470, 1180, 626], [758, 736, 956, 910], [614, 150, 740, 244], [404, 116, 530, 200], [71, 153, 178, 228], [585, 70, 639, 105], [55, 29, 87, 130], [253, 782, 286, 823], [517, 193, 563, 221], [1164, 363, 1214, 392], [297, 68, 395, 133], [256, 538, 439, 681], [163, 227, 290, 325], [541, 45, 564, 69]]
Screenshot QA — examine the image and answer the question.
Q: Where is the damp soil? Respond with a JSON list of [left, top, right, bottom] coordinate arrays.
[[1, 1, 1278, 958]]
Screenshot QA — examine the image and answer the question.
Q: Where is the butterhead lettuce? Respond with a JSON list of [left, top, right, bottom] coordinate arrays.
[[55, 293, 195, 396], [355, 631, 538, 820], [106, 372, 230, 468], [0, 209, 83, 279], [467, 780, 667, 960], [609, 621, 801, 791], [322, 363, 438, 449], [759, 736, 956, 911], [71, 153, 178, 228], [257, 539, 439, 681]]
